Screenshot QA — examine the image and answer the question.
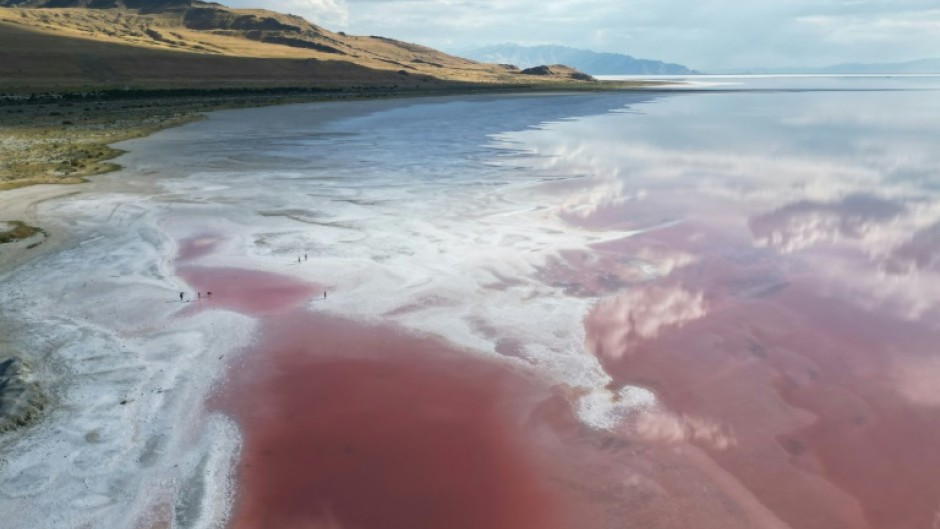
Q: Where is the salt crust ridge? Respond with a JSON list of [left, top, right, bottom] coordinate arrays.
[[0, 193, 249, 529], [151, 99, 660, 429], [0, 96, 659, 528]]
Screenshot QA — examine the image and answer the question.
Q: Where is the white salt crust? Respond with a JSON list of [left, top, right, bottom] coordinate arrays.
[[0, 95, 663, 528], [0, 193, 251, 529]]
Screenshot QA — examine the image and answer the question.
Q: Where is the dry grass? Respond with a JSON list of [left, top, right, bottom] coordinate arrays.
[[0, 22, 450, 92], [0, 6, 576, 90], [0, 99, 200, 188]]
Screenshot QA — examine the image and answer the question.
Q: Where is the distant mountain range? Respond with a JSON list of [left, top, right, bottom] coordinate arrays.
[[461, 44, 699, 76], [728, 58, 940, 75]]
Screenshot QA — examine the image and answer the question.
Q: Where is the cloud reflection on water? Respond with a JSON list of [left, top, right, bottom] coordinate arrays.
[[585, 284, 707, 361], [490, 80, 940, 529], [497, 88, 940, 324]]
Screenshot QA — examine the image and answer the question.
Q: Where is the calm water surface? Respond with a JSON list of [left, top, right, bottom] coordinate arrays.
[[146, 77, 940, 529], [505, 76, 940, 529], [3, 77, 939, 529]]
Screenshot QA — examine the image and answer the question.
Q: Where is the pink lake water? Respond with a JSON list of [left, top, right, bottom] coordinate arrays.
[[4, 80, 940, 529], [174, 84, 940, 529]]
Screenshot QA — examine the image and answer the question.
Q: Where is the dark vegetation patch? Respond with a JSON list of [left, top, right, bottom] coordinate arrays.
[[0, 356, 48, 434], [0, 220, 44, 244]]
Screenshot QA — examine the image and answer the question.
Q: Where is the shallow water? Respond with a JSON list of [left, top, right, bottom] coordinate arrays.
[[2, 79, 940, 529]]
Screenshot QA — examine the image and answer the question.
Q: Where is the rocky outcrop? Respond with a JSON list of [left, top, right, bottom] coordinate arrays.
[[182, 7, 303, 32], [0, 221, 44, 245], [519, 65, 554, 76], [0, 357, 47, 434], [519, 64, 596, 81]]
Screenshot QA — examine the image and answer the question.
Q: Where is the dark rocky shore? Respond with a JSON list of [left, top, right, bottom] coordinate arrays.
[[0, 356, 47, 434]]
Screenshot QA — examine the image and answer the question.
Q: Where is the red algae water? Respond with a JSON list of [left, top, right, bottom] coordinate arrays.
[[186, 262, 814, 529], [167, 89, 940, 529], [10, 86, 940, 529], [177, 234, 223, 262], [178, 267, 321, 315], [218, 312, 572, 529], [583, 223, 940, 529], [179, 260, 579, 529]]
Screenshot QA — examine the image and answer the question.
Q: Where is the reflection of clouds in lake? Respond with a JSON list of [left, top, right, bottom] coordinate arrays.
[[885, 222, 940, 274], [496, 90, 940, 324], [499, 130, 900, 229], [585, 285, 706, 361], [632, 246, 698, 278], [632, 410, 737, 451], [493, 85, 940, 528], [892, 356, 940, 408], [749, 194, 906, 253], [500, 91, 940, 210], [558, 178, 638, 220], [750, 195, 940, 320], [811, 252, 940, 321]]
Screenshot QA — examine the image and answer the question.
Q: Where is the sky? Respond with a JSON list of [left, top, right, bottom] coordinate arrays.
[[222, 0, 940, 70]]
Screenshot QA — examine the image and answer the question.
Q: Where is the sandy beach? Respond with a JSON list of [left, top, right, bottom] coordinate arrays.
[[2, 83, 940, 529]]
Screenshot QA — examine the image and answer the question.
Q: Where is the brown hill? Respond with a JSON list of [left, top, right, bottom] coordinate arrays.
[[0, 0, 593, 91]]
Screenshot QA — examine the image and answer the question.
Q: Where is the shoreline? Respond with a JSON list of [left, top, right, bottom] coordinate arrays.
[[2, 74, 940, 529], [174, 253, 577, 528], [0, 92, 661, 528], [0, 81, 666, 192], [0, 169, 250, 528], [0, 89, 666, 431]]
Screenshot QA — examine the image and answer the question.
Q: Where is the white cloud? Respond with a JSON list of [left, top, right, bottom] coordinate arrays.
[[225, 0, 350, 26], [796, 9, 940, 45], [216, 0, 940, 69]]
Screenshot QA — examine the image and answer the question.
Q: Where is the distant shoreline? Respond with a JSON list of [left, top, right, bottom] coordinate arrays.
[[0, 80, 665, 193]]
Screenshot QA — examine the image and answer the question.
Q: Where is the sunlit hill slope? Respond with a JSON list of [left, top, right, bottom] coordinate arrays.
[[0, 0, 594, 91]]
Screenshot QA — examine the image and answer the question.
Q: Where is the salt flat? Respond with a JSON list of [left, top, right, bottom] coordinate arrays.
[[2, 79, 940, 529], [0, 94, 659, 529]]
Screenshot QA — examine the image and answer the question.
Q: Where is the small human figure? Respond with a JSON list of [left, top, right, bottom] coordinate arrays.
[[180, 292, 184, 302], [323, 291, 327, 299], [298, 256, 301, 264], [207, 291, 212, 298], [198, 292, 202, 299], [304, 253, 308, 261]]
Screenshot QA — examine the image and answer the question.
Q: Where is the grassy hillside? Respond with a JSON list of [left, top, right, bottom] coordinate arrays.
[[0, 1, 591, 92], [0, 22, 445, 91]]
